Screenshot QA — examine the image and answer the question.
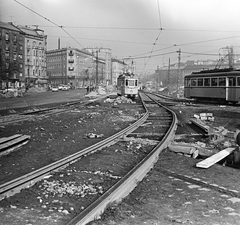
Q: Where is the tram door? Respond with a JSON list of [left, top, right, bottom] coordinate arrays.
[[184, 78, 191, 98], [226, 77, 236, 102]]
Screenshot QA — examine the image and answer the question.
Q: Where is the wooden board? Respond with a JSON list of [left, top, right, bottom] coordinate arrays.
[[196, 147, 235, 168], [0, 134, 23, 145], [0, 135, 30, 151]]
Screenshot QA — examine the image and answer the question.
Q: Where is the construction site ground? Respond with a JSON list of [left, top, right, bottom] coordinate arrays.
[[89, 103, 240, 225], [1, 92, 240, 225]]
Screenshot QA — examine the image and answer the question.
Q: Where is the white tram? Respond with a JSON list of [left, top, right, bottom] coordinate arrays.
[[117, 72, 139, 99]]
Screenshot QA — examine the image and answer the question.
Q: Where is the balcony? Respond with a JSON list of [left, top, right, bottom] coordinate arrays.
[[68, 67, 74, 71], [68, 59, 74, 63]]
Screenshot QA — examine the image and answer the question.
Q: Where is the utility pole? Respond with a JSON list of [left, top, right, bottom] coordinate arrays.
[[96, 50, 98, 88], [177, 49, 181, 98], [167, 58, 170, 94]]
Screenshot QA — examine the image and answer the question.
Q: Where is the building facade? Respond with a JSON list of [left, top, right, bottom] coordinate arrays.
[[84, 47, 111, 86], [0, 21, 24, 89], [111, 58, 126, 86], [46, 47, 104, 88], [17, 25, 47, 87]]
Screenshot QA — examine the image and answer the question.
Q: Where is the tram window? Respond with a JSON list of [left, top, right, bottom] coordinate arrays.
[[197, 78, 203, 86], [135, 80, 138, 86], [204, 78, 210, 86], [219, 77, 226, 86], [237, 77, 240, 86], [211, 78, 218, 86], [229, 77, 236, 86], [191, 79, 197, 86]]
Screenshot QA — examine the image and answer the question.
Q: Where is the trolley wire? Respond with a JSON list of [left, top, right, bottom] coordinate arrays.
[[13, 0, 84, 48]]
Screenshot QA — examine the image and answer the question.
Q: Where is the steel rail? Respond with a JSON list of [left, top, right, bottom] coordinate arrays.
[[66, 92, 178, 225], [0, 98, 149, 200]]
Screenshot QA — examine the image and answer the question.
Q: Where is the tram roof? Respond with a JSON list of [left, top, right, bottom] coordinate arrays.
[[185, 68, 240, 78]]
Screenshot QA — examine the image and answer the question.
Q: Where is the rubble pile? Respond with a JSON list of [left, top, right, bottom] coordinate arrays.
[[104, 96, 135, 105], [0, 89, 25, 98], [170, 111, 240, 168]]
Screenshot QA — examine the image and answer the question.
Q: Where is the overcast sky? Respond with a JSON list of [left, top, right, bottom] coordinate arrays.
[[1, 0, 240, 74]]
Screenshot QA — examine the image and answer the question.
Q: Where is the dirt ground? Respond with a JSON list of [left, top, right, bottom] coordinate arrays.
[[88, 103, 240, 225], [1, 97, 240, 225]]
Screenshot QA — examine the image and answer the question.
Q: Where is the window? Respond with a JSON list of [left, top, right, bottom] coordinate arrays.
[[237, 77, 240, 86], [69, 50, 74, 56], [197, 78, 203, 86], [204, 78, 210, 86], [13, 53, 17, 60], [13, 35, 17, 42], [5, 44, 9, 50], [5, 33, 9, 41], [5, 52, 10, 59], [211, 78, 218, 86], [229, 77, 236, 86], [219, 77, 226, 86], [13, 45, 17, 52], [185, 78, 191, 87], [5, 62, 9, 69], [191, 79, 197, 86]]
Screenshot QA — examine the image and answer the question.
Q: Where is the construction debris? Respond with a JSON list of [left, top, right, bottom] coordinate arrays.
[[104, 96, 135, 104], [196, 147, 236, 168]]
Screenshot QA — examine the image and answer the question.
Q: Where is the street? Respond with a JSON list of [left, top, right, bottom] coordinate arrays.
[[0, 88, 87, 111]]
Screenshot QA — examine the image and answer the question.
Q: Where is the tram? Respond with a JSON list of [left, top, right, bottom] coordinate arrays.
[[184, 68, 240, 104], [117, 72, 139, 99]]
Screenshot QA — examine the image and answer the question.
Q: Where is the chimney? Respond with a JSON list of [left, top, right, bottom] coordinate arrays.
[[58, 38, 60, 49]]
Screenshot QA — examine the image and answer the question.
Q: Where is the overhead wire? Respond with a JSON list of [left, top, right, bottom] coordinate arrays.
[[143, 0, 163, 70], [13, 0, 84, 48], [12, 0, 240, 70]]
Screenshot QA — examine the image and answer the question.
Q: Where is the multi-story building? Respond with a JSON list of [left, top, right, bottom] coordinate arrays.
[[84, 47, 111, 86], [17, 25, 47, 87], [46, 47, 104, 88], [0, 21, 24, 89], [111, 58, 126, 86]]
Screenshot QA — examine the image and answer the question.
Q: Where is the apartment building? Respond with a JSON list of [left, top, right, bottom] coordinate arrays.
[[111, 58, 126, 85], [84, 47, 111, 86], [46, 47, 104, 88], [0, 21, 24, 89], [17, 25, 47, 87]]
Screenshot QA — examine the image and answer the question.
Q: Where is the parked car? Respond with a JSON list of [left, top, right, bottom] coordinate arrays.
[[51, 87, 59, 92], [62, 85, 70, 91], [2, 87, 16, 94], [58, 84, 64, 90]]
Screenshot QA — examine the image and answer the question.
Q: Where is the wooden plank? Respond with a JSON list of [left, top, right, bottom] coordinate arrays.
[[0, 135, 30, 151], [196, 147, 235, 168], [0, 134, 23, 145], [168, 144, 196, 155], [189, 119, 210, 133]]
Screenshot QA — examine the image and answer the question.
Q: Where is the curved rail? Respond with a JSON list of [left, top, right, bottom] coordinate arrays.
[[0, 98, 149, 200], [0, 92, 178, 225], [67, 92, 178, 225]]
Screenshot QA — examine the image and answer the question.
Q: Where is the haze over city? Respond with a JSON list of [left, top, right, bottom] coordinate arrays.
[[1, 0, 240, 74]]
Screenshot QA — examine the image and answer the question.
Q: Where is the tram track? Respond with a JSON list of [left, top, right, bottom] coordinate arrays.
[[0, 99, 92, 126], [0, 92, 178, 225]]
